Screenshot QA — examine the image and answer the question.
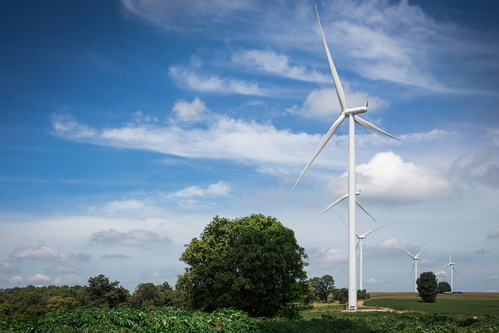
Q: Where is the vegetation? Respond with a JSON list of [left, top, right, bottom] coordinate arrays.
[[438, 281, 452, 293], [177, 214, 308, 317], [308, 275, 335, 302], [365, 292, 499, 317], [416, 272, 438, 302], [332, 288, 370, 304]]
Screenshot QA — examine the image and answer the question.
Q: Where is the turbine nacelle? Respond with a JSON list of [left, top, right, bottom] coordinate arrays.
[[343, 105, 368, 117]]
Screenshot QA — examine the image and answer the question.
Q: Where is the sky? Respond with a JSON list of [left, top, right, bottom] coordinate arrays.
[[1, 0, 498, 293]]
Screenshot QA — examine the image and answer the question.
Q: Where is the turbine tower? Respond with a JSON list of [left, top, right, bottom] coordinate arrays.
[[437, 246, 458, 292], [399, 245, 429, 292], [292, 6, 400, 310], [339, 215, 382, 291]]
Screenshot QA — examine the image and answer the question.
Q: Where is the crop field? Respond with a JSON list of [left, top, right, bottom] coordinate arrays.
[[363, 292, 499, 317]]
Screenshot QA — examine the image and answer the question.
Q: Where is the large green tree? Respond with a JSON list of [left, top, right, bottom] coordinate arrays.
[[177, 214, 309, 317], [309, 275, 335, 302], [87, 274, 129, 308], [416, 272, 438, 303]]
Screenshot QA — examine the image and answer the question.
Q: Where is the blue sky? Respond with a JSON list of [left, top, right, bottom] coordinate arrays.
[[1, 0, 499, 292]]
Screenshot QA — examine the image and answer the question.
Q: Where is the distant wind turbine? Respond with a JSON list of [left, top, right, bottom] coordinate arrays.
[[437, 246, 458, 292], [339, 215, 382, 291], [399, 245, 429, 292], [292, 6, 400, 310]]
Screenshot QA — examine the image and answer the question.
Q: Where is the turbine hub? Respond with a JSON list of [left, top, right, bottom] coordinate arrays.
[[343, 106, 368, 117]]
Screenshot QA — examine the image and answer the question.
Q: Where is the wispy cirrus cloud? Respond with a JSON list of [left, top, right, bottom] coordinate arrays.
[[91, 229, 172, 246], [166, 181, 230, 198]]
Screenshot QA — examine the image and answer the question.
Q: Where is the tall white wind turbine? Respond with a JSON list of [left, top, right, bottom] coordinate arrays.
[[339, 215, 382, 291], [292, 6, 400, 310], [437, 246, 458, 292], [399, 245, 429, 292]]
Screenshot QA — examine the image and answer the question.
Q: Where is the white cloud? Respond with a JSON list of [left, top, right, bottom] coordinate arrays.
[[54, 274, 83, 285], [449, 148, 499, 188], [11, 246, 74, 262], [172, 97, 209, 123], [167, 181, 231, 198], [309, 248, 348, 268], [104, 199, 145, 214], [488, 227, 499, 239], [0, 262, 17, 274], [169, 65, 268, 96], [28, 274, 51, 283], [91, 229, 172, 246], [418, 258, 434, 267], [8, 276, 25, 283], [232, 49, 330, 82], [485, 275, 498, 281], [327, 152, 456, 204], [299, 88, 389, 118], [45, 265, 82, 274], [366, 278, 384, 284], [377, 238, 409, 250], [101, 254, 133, 259]]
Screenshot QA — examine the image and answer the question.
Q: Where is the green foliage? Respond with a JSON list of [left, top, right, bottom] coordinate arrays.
[[87, 274, 129, 308], [437, 281, 451, 293], [300, 283, 317, 305], [416, 272, 438, 303], [177, 214, 309, 317], [333, 288, 348, 304], [308, 275, 335, 302], [357, 289, 370, 300]]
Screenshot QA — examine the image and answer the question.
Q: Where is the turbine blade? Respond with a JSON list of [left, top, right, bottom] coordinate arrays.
[[453, 267, 458, 274], [360, 226, 383, 238], [416, 246, 429, 258], [339, 215, 348, 227], [354, 115, 401, 141], [411, 260, 415, 278], [356, 239, 360, 250], [315, 6, 347, 111], [441, 263, 450, 271], [292, 114, 346, 190], [314, 193, 349, 219], [356, 199, 376, 221], [399, 245, 415, 259]]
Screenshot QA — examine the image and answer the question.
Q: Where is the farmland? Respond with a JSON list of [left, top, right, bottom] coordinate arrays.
[[363, 292, 499, 317]]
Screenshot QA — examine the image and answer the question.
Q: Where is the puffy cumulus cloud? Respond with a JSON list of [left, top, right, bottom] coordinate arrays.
[[377, 238, 409, 250], [0, 262, 17, 274], [488, 227, 499, 239], [449, 148, 499, 188], [366, 278, 384, 284], [232, 49, 330, 83], [298, 88, 389, 118], [167, 181, 230, 198], [10, 246, 73, 262], [8, 276, 25, 283], [54, 274, 84, 285], [169, 65, 269, 96], [101, 254, 133, 259], [328, 152, 456, 204], [28, 274, 51, 283], [172, 97, 209, 123], [309, 248, 348, 268], [91, 229, 171, 246]]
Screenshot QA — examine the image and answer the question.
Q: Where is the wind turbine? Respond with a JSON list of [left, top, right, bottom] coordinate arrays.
[[339, 215, 382, 291], [437, 246, 458, 292], [399, 245, 429, 292], [292, 6, 400, 310]]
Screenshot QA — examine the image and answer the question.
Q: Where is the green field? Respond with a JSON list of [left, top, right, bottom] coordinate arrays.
[[363, 292, 499, 316]]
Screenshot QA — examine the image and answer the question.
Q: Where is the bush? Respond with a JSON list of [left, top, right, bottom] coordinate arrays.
[[417, 272, 438, 302], [438, 281, 451, 293]]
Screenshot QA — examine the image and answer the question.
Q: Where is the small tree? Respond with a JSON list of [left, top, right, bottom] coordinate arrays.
[[437, 281, 451, 293], [177, 214, 308, 317], [87, 274, 129, 308], [416, 272, 438, 303]]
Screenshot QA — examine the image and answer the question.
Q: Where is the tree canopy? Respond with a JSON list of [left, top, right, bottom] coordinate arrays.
[[309, 275, 335, 302], [417, 272, 438, 303], [437, 281, 451, 293], [177, 214, 309, 317]]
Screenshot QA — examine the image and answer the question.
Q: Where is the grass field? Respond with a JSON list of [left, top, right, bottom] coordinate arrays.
[[363, 292, 499, 317]]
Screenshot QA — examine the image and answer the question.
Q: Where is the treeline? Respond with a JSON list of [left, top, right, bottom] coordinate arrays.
[[301, 274, 370, 305], [0, 274, 186, 318]]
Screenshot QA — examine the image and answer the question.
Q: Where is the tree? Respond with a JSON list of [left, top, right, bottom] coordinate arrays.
[[309, 275, 335, 302], [416, 272, 438, 303], [437, 281, 451, 293], [130, 283, 161, 308], [177, 214, 309, 317], [87, 274, 129, 308]]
